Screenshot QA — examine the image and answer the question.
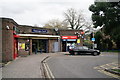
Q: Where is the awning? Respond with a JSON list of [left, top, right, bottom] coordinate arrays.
[[18, 34, 60, 38]]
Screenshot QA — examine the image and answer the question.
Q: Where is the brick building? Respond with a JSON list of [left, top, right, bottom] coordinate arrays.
[[1, 18, 84, 62]]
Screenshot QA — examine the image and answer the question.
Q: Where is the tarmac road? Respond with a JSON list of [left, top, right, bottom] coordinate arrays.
[[46, 52, 119, 79]]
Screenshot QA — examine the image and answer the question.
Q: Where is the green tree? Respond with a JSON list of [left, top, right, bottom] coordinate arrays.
[[94, 31, 103, 50], [89, 2, 120, 49], [94, 31, 113, 50]]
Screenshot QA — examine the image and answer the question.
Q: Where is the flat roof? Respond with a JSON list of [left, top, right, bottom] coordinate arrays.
[[18, 34, 60, 38]]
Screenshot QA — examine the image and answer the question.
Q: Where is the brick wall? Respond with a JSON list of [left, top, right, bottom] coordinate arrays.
[[29, 39, 32, 55], [48, 39, 58, 53], [59, 29, 83, 36], [0, 19, 2, 63], [2, 19, 16, 62]]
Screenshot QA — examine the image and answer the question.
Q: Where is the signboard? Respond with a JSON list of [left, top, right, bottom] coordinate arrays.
[[13, 26, 20, 34], [32, 29, 48, 33], [77, 39, 80, 43], [62, 39, 76, 41], [18, 43, 25, 50], [14, 35, 20, 38], [62, 36, 77, 39], [92, 38, 95, 41]]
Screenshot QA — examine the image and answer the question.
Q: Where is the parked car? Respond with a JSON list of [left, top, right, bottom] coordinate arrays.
[[69, 46, 100, 56]]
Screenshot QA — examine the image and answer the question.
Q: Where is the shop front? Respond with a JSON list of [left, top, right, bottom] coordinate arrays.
[[17, 34, 60, 56], [62, 36, 77, 52]]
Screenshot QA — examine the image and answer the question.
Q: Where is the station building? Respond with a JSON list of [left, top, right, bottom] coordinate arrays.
[[1, 18, 84, 62]]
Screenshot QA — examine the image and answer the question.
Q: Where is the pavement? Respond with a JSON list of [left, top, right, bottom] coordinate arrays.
[[2, 53, 59, 78]]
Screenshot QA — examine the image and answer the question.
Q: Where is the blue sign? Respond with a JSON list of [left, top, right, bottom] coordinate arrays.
[[62, 39, 76, 41], [92, 38, 95, 41], [32, 29, 48, 33]]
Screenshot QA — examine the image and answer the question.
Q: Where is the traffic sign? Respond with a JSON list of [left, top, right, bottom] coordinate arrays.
[[92, 38, 95, 41]]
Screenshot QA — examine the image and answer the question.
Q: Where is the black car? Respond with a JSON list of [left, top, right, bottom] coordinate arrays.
[[69, 46, 100, 56]]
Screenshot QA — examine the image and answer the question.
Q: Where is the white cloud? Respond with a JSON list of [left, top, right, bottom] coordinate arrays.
[[0, 0, 94, 26]]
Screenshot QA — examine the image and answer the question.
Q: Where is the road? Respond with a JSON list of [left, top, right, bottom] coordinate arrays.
[[46, 52, 119, 79]]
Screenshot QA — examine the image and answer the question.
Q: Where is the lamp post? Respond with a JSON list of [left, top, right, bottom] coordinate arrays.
[[54, 27, 58, 35], [54, 28, 60, 52]]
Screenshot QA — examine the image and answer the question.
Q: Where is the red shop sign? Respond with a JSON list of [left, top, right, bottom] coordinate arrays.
[[14, 35, 20, 38], [62, 36, 77, 39]]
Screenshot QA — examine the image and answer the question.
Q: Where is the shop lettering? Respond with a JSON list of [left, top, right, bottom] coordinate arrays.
[[62, 36, 77, 39], [32, 29, 48, 33]]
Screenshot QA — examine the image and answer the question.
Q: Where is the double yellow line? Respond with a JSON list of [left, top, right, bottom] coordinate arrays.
[[94, 62, 119, 79], [41, 56, 55, 80]]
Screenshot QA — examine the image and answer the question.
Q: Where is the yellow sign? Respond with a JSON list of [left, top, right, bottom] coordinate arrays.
[[21, 43, 25, 49], [77, 39, 80, 43], [19, 43, 25, 50]]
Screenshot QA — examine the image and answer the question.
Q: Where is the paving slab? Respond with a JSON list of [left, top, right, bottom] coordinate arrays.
[[2, 53, 56, 78]]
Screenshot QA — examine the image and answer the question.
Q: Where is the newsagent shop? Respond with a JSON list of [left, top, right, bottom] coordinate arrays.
[[1, 18, 84, 62]]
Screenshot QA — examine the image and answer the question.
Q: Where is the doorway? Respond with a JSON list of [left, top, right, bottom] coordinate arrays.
[[32, 39, 48, 53], [62, 39, 77, 52]]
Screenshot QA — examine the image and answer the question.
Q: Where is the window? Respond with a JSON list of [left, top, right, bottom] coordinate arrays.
[[83, 46, 88, 49]]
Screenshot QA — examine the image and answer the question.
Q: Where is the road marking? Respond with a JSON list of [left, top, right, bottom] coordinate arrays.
[[94, 66, 103, 70], [45, 57, 55, 79], [94, 62, 119, 79], [98, 70, 120, 79], [45, 63, 55, 79], [100, 65, 109, 69], [41, 56, 55, 79]]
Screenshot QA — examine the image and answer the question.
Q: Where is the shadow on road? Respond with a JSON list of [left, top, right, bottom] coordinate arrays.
[[64, 53, 95, 56]]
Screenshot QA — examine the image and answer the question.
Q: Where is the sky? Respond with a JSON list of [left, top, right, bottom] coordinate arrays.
[[0, 0, 95, 27]]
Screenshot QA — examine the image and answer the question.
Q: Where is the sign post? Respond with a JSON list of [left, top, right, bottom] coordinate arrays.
[[92, 38, 95, 49]]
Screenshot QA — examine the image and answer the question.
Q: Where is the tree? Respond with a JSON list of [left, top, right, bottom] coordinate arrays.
[[94, 31, 103, 50], [43, 19, 68, 29], [89, 2, 120, 49], [94, 31, 113, 50], [64, 8, 85, 29]]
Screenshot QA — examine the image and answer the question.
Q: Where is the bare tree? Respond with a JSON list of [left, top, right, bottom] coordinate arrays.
[[43, 19, 68, 29], [64, 8, 85, 29]]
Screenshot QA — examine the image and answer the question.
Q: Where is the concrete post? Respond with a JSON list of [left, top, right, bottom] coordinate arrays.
[[29, 39, 32, 55]]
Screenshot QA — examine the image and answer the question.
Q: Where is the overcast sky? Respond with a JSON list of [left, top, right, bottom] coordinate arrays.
[[0, 0, 95, 27]]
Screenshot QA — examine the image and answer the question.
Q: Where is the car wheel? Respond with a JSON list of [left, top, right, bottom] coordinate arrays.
[[93, 52, 98, 56]]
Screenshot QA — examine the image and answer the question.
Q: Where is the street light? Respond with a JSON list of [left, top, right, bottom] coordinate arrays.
[[54, 27, 59, 35]]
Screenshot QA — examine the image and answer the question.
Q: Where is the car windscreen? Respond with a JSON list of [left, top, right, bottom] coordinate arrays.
[[83, 46, 89, 49], [74, 46, 83, 49]]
